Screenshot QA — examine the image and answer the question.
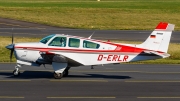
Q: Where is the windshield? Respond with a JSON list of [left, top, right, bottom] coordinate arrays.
[[40, 34, 55, 44]]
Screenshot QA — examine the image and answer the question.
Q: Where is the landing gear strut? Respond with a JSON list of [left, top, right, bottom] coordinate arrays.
[[63, 67, 70, 77], [63, 70, 68, 77], [13, 64, 21, 76]]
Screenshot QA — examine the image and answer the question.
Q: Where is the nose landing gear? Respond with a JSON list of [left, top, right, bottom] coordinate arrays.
[[13, 69, 20, 76], [13, 64, 21, 76]]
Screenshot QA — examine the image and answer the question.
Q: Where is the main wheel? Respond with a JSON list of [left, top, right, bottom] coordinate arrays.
[[53, 72, 62, 79], [13, 70, 20, 76]]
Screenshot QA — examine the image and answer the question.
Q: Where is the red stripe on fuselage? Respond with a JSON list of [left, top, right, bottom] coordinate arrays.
[[14, 45, 155, 54], [14, 38, 164, 54]]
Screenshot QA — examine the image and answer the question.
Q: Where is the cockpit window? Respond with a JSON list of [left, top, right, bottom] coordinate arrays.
[[48, 37, 66, 47], [83, 40, 100, 49], [40, 34, 55, 44]]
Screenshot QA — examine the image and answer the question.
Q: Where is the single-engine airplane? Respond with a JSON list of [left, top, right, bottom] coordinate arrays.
[[6, 22, 175, 79]]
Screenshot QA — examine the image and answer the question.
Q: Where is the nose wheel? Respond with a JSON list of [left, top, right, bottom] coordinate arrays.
[[13, 64, 21, 76], [13, 69, 20, 76]]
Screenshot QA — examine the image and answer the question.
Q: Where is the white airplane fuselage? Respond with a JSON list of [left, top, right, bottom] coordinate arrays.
[[14, 35, 162, 67]]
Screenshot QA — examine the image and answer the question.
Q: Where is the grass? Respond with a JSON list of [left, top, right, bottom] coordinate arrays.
[[1, 36, 180, 64], [0, 0, 180, 30]]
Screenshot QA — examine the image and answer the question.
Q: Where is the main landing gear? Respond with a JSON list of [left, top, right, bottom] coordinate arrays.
[[12, 62, 70, 79], [13, 64, 21, 76], [53, 72, 62, 79], [53, 67, 70, 79]]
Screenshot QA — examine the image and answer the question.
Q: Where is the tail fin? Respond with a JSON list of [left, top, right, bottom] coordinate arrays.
[[138, 22, 175, 53]]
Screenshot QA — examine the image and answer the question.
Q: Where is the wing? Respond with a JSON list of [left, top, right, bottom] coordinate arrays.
[[38, 51, 83, 67]]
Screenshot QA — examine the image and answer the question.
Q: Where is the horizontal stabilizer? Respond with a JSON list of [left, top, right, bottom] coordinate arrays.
[[143, 50, 170, 58]]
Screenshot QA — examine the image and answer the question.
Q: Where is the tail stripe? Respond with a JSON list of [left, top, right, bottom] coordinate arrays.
[[155, 22, 168, 30]]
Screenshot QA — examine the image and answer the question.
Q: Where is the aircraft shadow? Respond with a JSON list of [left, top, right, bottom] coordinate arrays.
[[0, 71, 53, 79], [68, 74, 131, 79], [0, 71, 132, 79]]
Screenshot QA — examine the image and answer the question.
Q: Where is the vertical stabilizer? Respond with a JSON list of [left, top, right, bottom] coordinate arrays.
[[138, 22, 175, 53]]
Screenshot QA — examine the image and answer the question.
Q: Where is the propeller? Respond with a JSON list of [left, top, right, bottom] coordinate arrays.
[[6, 34, 15, 62]]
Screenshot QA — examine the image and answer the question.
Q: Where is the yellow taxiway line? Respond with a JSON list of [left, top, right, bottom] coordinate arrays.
[[0, 96, 24, 98], [143, 72, 180, 74], [138, 97, 180, 99], [47, 96, 116, 99], [0, 80, 31, 82], [125, 80, 180, 83]]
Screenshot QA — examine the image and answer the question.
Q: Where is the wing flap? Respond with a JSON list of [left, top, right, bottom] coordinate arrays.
[[143, 50, 170, 58], [39, 51, 83, 66]]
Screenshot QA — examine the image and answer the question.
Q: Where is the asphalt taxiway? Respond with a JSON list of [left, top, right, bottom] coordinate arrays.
[[0, 18, 180, 42], [0, 64, 180, 101]]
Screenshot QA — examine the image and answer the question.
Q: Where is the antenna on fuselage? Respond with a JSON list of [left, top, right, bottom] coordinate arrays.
[[88, 31, 95, 39]]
